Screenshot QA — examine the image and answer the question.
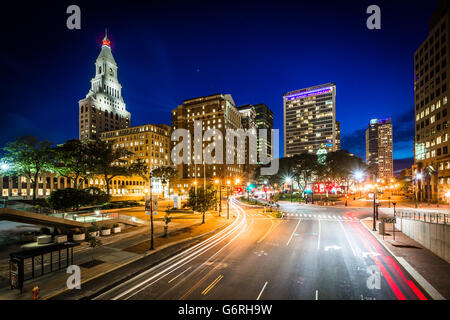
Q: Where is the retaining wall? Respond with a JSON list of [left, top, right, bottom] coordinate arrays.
[[396, 218, 450, 263]]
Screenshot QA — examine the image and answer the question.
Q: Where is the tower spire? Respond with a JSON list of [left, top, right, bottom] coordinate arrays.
[[102, 28, 110, 47]]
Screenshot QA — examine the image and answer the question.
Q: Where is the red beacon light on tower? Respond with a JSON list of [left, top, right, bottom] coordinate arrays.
[[102, 29, 111, 47]]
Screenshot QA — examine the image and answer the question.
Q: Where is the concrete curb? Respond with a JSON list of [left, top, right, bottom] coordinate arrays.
[[43, 219, 231, 300], [360, 218, 445, 300]]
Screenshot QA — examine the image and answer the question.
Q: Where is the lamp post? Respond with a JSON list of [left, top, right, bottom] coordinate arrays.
[[193, 180, 198, 209], [285, 177, 292, 203], [215, 179, 220, 215], [226, 180, 231, 219], [147, 171, 155, 251], [354, 171, 364, 200], [415, 173, 423, 208]]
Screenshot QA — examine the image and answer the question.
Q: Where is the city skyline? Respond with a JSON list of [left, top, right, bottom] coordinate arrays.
[[1, 0, 449, 305], [0, 0, 439, 165]]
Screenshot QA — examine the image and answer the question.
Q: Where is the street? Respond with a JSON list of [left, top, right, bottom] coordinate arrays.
[[91, 199, 429, 300]]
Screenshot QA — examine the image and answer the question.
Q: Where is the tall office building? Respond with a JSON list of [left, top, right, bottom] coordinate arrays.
[[171, 93, 244, 187], [414, 0, 450, 202], [283, 83, 338, 157], [365, 118, 393, 180], [79, 31, 131, 140], [237, 104, 258, 179], [254, 103, 274, 160], [335, 120, 341, 151]]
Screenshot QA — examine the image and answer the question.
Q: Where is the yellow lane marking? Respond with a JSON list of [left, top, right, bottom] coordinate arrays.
[[201, 275, 224, 295], [257, 219, 282, 243]]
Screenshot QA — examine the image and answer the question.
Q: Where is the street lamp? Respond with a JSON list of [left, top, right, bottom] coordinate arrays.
[[415, 173, 423, 208], [354, 171, 364, 199], [0, 163, 9, 172], [193, 180, 198, 209], [215, 179, 222, 215], [285, 177, 292, 202], [226, 180, 231, 219]]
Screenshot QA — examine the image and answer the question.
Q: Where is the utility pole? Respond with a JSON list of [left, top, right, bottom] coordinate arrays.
[[202, 161, 206, 224], [219, 180, 222, 214], [149, 171, 154, 250], [227, 185, 230, 220]]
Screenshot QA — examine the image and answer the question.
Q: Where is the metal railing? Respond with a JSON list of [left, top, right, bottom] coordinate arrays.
[[397, 210, 450, 225]]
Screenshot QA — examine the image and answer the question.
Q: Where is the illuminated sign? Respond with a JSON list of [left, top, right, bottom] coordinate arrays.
[[415, 143, 426, 160], [285, 87, 332, 101]]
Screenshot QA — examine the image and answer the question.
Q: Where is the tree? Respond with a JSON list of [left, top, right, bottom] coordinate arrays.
[[53, 139, 93, 189], [291, 153, 319, 198], [1, 136, 55, 203], [151, 166, 177, 197], [185, 185, 217, 223], [163, 212, 172, 237], [46, 187, 110, 211], [89, 139, 147, 195], [323, 150, 366, 193], [47, 188, 88, 211]]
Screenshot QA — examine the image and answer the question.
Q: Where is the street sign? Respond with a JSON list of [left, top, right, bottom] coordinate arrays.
[[381, 217, 396, 224], [145, 195, 158, 215]]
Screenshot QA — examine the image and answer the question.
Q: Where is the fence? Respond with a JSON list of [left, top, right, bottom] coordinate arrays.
[[397, 210, 450, 225], [395, 210, 450, 263]]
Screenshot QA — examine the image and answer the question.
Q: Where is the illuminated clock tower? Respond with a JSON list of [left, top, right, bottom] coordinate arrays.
[[78, 30, 131, 140]]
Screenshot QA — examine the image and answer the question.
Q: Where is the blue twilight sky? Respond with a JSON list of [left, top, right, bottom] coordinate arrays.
[[0, 0, 439, 168]]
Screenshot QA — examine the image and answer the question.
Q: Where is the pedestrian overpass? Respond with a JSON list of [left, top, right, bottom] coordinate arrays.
[[0, 207, 145, 230]]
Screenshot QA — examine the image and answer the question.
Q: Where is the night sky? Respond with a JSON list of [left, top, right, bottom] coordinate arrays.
[[0, 0, 439, 169]]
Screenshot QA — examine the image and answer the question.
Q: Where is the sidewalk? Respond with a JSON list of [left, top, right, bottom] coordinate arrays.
[[0, 212, 228, 300], [361, 219, 450, 299]]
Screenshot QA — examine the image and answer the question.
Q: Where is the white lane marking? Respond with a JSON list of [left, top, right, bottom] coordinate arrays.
[[317, 219, 321, 250], [256, 281, 268, 300], [338, 221, 357, 257], [286, 218, 302, 246], [315, 290, 318, 300], [168, 266, 192, 283], [107, 201, 245, 300]]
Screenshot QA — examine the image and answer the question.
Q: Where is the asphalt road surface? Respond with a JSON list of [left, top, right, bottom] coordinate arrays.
[[92, 198, 429, 300]]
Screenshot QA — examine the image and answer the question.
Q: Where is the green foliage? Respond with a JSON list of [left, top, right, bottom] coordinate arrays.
[[1, 135, 56, 202], [255, 150, 367, 198], [163, 213, 172, 225], [86, 234, 102, 248], [53, 139, 93, 189], [87, 223, 99, 233], [84, 187, 110, 205], [186, 184, 217, 213], [47, 188, 88, 211], [100, 200, 140, 209], [89, 139, 148, 195], [269, 210, 283, 218], [273, 193, 280, 203], [47, 187, 110, 211]]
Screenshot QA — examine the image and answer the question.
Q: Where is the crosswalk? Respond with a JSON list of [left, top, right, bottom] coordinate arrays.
[[246, 213, 265, 217], [283, 213, 358, 221]]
